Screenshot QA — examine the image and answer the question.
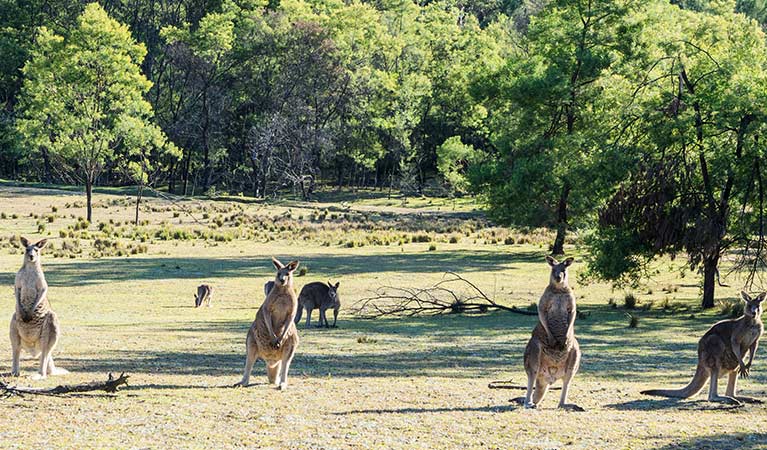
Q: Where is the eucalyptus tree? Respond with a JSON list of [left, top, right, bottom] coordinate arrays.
[[588, 0, 767, 308], [472, 0, 638, 254], [16, 3, 173, 221]]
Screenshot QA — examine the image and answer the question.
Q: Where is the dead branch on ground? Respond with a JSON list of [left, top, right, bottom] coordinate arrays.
[[352, 272, 537, 319], [0, 373, 129, 398]]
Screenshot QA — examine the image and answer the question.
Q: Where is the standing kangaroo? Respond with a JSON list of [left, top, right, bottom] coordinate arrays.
[[517, 256, 582, 411], [236, 258, 300, 390], [295, 281, 341, 328], [642, 291, 765, 405], [10, 237, 68, 379], [194, 284, 214, 308]]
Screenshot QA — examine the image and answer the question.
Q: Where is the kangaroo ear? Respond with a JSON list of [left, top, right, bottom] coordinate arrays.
[[327, 280, 333, 289], [757, 292, 767, 303], [272, 257, 284, 270], [35, 239, 48, 249], [335, 282, 340, 289], [545, 255, 558, 266], [563, 257, 574, 267], [286, 260, 299, 272], [20, 236, 29, 248], [741, 291, 752, 302]]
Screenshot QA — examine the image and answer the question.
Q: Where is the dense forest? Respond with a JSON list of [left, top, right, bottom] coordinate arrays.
[[2, 0, 767, 307]]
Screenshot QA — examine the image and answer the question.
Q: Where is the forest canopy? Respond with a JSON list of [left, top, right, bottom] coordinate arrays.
[[2, 0, 767, 306]]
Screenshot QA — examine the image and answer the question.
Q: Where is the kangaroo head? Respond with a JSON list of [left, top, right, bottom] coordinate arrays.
[[20, 237, 48, 264], [546, 255, 573, 287], [272, 257, 299, 287], [741, 291, 766, 318], [327, 281, 340, 301]]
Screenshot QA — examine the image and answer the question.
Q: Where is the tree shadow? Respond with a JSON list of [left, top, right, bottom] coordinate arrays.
[[34, 250, 543, 287], [654, 432, 767, 450]]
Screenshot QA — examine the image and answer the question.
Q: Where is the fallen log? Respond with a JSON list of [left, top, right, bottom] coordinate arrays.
[[1, 372, 129, 398]]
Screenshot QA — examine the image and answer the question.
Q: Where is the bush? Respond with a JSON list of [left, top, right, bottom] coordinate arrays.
[[627, 313, 639, 328], [717, 297, 744, 318], [624, 293, 637, 309]]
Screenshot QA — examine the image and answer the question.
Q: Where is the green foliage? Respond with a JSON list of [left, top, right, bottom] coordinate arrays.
[[436, 136, 478, 194], [16, 3, 174, 220]]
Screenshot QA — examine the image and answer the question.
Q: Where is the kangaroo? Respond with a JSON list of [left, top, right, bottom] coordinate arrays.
[[641, 291, 765, 405], [516, 256, 582, 411], [194, 284, 214, 308], [295, 281, 341, 328], [235, 258, 300, 390], [10, 237, 68, 379], [264, 281, 274, 297]]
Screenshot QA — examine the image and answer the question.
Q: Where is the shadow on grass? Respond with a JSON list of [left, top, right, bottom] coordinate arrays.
[[605, 397, 745, 411], [38, 250, 543, 287], [654, 432, 767, 450], [50, 309, 742, 385]]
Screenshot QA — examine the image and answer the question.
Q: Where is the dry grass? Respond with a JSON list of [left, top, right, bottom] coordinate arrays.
[[0, 184, 764, 449]]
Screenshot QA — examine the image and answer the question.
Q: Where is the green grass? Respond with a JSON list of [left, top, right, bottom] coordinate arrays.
[[0, 185, 764, 449]]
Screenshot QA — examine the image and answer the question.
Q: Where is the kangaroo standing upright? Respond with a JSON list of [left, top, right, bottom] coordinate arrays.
[[517, 256, 582, 410], [10, 237, 68, 379], [295, 281, 341, 328], [642, 291, 765, 405], [236, 258, 300, 390]]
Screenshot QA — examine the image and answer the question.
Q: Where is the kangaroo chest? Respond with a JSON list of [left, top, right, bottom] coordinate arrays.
[[16, 268, 50, 318], [544, 294, 574, 340], [739, 323, 763, 350]]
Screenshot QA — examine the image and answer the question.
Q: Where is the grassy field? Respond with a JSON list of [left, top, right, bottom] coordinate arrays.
[[0, 185, 765, 449]]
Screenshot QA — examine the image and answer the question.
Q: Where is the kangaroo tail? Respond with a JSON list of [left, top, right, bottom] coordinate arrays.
[[294, 305, 303, 324], [641, 364, 708, 399]]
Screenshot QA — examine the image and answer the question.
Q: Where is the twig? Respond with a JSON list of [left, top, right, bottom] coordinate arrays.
[[488, 380, 561, 390], [0, 373, 129, 398]]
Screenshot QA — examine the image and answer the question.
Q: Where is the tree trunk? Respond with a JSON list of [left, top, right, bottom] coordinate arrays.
[[701, 255, 719, 309], [168, 161, 176, 194], [551, 184, 571, 255], [182, 147, 192, 196], [85, 179, 93, 222], [135, 183, 143, 225], [40, 147, 53, 183]]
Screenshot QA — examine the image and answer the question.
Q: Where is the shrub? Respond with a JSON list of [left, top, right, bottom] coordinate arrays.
[[627, 313, 639, 328], [624, 293, 637, 309], [717, 297, 744, 318]]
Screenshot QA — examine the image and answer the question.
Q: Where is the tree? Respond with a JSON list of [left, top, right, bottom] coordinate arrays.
[[588, 0, 767, 308], [471, 0, 638, 255], [436, 136, 477, 194], [17, 3, 171, 221]]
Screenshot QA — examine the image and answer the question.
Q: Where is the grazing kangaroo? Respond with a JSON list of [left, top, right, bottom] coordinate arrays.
[[236, 258, 300, 390], [10, 237, 68, 379], [642, 291, 765, 405], [295, 281, 341, 328], [517, 256, 582, 411], [194, 284, 214, 308]]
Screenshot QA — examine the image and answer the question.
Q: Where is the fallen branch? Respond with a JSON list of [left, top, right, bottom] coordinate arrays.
[[352, 271, 537, 318], [488, 379, 561, 391], [1, 373, 129, 398]]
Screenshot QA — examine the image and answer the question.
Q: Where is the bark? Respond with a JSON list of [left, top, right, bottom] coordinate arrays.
[[702, 254, 719, 309], [85, 178, 93, 222], [135, 183, 143, 225]]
